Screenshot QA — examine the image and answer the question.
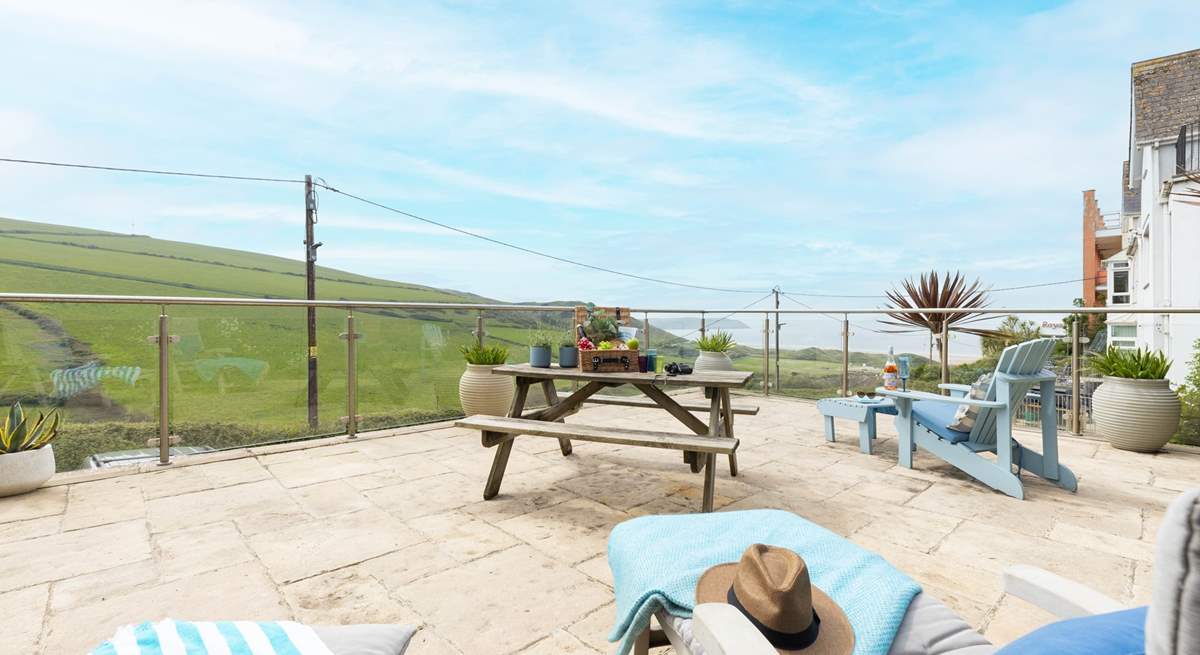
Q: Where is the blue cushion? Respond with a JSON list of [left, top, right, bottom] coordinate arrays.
[[911, 400, 970, 444], [996, 607, 1147, 655]]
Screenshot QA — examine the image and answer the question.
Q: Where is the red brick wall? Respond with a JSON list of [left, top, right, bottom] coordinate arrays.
[[1082, 189, 1103, 307]]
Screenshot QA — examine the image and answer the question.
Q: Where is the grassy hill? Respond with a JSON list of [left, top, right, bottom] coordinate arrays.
[[0, 216, 589, 469], [0, 216, 923, 469]]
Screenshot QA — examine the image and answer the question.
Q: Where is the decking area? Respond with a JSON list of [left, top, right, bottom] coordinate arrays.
[[1, 392, 1193, 654]]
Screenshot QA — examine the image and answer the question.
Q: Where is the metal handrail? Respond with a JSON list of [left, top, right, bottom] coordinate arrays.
[[5, 291, 1193, 466], [1, 293, 1198, 315]]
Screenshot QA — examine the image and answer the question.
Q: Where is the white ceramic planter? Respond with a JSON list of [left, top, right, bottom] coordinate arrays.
[[458, 364, 514, 417], [0, 445, 55, 497], [693, 351, 734, 372], [1093, 376, 1181, 452]]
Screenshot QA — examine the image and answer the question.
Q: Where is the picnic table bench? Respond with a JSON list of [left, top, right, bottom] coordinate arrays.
[[455, 363, 753, 512]]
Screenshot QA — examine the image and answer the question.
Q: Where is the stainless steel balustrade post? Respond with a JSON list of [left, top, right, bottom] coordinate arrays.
[[1071, 319, 1081, 435], [841, 316, 850, 397], [644, 312, 651, 350], [344, 310, 359, 439], [762, 315, 770, 397], [475, 312, 486, 347], [157, 305, 170, 465], [940, 321, 951, 392], [699, 312, 706, 339]]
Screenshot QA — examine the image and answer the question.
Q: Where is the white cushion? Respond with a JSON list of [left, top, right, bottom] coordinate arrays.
[[1146, 487, 1200, 655], [312, 624, 417, 655]]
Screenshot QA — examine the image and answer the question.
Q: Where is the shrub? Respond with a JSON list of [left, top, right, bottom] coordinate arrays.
[[460, 344, 508, 365], [981, 316, 1041, 357], [696, 331, 736, 353], [1175, 338, 1200, 446], [1088, 347, 1171, 380]]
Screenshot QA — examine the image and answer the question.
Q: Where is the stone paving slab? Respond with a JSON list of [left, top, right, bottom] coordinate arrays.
[[1, 393, 1197, 653]]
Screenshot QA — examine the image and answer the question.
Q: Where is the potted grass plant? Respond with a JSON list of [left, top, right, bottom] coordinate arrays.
[[694, 330, 736, 372], [0, 402, 61, 497], [458, 344, 514, 417], [529, 330, 554, 368], [559, 332, 579, 368], [1090, 347, 1180, 452]]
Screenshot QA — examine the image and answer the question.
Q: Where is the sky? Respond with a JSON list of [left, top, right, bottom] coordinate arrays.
[[2, 0, 1199, 353]]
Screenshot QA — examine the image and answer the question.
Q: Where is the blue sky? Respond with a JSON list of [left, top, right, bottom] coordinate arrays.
[[2, 0, 1199, 351]]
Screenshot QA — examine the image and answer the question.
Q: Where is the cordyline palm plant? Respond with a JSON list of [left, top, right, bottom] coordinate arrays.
[[879, 271, 1003, 385]]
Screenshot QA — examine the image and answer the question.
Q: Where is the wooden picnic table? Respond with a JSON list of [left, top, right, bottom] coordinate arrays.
[[456, 363, 753, 512]]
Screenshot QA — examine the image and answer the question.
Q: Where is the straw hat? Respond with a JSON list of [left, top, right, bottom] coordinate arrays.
[[695, 544, 854, 654]]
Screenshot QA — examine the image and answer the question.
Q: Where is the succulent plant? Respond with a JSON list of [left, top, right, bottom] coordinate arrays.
[[0, 402, 60, 454]]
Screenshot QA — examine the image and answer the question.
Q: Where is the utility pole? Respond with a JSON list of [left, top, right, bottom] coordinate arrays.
[[305, 175, 322, 430], [772, 287, 781, 392]]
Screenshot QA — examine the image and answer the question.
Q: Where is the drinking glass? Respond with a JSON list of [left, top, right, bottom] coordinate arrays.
[[897, 355, 911, 391]]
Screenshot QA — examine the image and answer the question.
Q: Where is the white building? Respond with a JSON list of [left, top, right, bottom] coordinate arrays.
[[1101, 50, 1200, 386]]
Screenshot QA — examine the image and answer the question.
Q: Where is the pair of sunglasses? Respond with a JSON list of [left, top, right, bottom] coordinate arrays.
[[855, 391, 878, 399]]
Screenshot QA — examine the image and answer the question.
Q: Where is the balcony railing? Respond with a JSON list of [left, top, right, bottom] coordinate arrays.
[[2, 292, 1198, 470]]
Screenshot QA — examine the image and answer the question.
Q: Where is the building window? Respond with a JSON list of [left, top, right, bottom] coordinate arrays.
[[1110, 324, 1137, 350], [1109, 261, 1130, 304]]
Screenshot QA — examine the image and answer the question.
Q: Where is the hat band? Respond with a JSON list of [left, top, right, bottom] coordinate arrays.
[[727, 587, 822, 650]]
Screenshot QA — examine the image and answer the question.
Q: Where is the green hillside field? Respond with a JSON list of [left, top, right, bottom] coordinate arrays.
[[0, 216, 919, 470], [0, 216, 588, 469]]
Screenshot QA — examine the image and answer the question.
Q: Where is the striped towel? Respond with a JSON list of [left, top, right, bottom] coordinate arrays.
[[89, 620, 334, 655]]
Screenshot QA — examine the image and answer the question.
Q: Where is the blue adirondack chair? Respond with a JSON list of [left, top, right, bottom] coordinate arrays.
[[878, 337, 1077, 499]]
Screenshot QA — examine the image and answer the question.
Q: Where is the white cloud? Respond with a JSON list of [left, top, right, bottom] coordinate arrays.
[[0, 1, 853, 145]]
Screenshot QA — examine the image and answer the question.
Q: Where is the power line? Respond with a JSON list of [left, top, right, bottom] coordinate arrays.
[[780, 292, 887, 334], [0, 156, 1093, 298], [988, 277, 1089, 292], [0, 157, 305, 184], [676, 292, 776, 340], [314, 182, 772, 295], [779, 290, 884, 298]]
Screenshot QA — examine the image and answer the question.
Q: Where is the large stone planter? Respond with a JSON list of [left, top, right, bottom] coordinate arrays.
[[694, 351, 734, 398], [1093, 376, 1181, 452], [0, 445, 55, 497], [458, 364, 514, 417], [693, 351, 734, 372]]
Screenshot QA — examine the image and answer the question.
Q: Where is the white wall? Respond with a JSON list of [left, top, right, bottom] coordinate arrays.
[[1121, 145, 1200, 387], [1166, 178, 1200, 385]]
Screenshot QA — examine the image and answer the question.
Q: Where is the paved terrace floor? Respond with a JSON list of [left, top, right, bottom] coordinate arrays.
[[2, 392, 1196, 654]]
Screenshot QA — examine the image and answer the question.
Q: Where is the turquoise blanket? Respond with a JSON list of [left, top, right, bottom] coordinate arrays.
[[607, 509, 921, 655]]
